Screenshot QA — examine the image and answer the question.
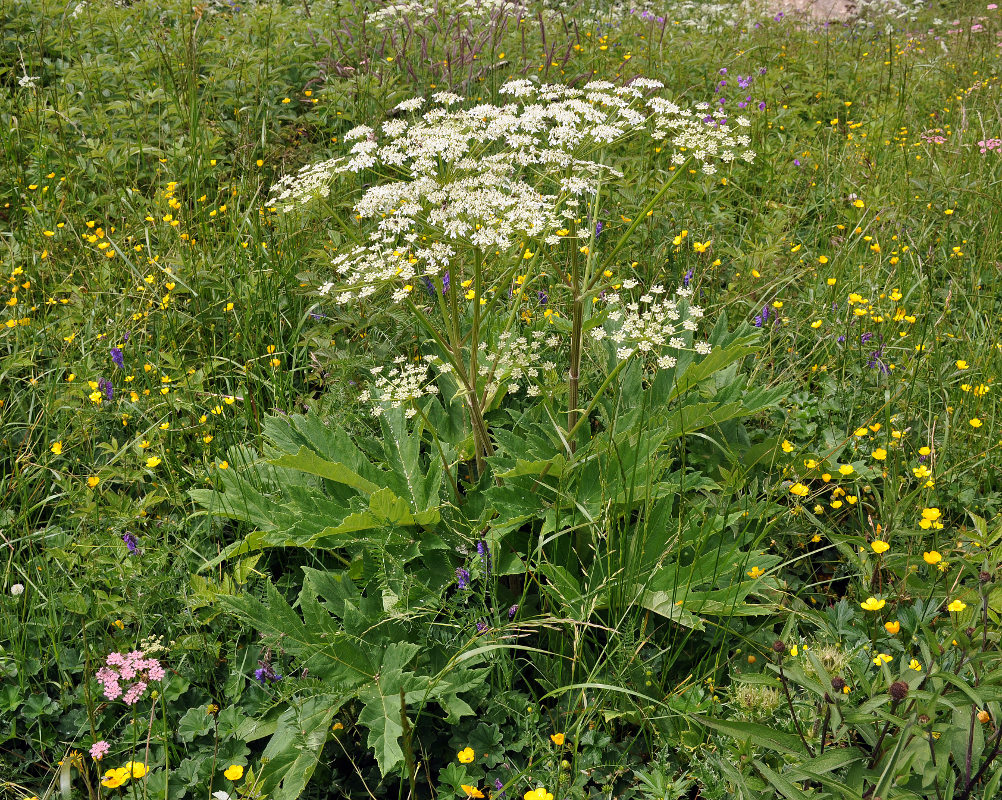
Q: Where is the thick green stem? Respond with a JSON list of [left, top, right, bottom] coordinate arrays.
[[564, 357, 631, 447], [568, 222, 582, 451]]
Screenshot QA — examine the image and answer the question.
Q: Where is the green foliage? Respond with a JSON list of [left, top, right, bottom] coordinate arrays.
[[5, 0, 1002, 797]]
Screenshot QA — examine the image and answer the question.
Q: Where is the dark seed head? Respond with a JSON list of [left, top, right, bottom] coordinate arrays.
[[831, 676, 846, 692], [889, 681, 909, 702], [772, 640, 786, 654]]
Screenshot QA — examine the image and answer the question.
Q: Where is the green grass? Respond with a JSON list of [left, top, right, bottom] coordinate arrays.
[[3, 0, 1002, 797]]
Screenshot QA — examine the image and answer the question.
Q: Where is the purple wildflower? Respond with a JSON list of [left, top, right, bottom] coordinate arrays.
[[495, 779, 506, 799], [595, 220, 603, 237], [683, 268, 694, 288], [508, 604, 519, 620], [254, 661, 282, 684], [98, 378, 113, 401], [111, 347, 125, 369], [476, 620, 488, 633], [456, 568, 470, 590], [758, 101, 766, 111], [122, 532, 139, 555]]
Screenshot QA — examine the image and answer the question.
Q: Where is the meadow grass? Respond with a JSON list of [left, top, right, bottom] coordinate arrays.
[[3, 0, 1002, 797]]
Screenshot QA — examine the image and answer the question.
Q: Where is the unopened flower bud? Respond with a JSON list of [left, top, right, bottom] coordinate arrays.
[[772, 640, 786, 654], [978, 710, 991, 724], [831, 676, 846, 692]]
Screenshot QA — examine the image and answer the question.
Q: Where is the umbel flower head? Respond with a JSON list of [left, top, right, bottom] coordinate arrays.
[[268, 79, 753, 311]]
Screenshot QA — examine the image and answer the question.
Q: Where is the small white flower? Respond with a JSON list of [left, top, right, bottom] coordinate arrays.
[[10, 583, 24, 596]]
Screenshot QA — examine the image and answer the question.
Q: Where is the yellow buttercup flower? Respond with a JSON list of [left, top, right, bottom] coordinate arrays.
[[101, 769, 127, 788], [124, 761, 147, 778], [884, 620, 900, 634], [872, 653, 893, 666], [457, 747, 475, 764], [838, 464, 854, 476], [860, 597, 886, 611], [908, 659, 922, 671], [462, 786, 485, 798], [871, 540, 890, 554], [524, 790, 554, 800], [746, 566, 765, 579], [550, 732, 565, 745], [923, 551, 942, 564], [871, 448, 887, 460], [947, 599, 967, 613], [789, 483, 809, 497], [223, 764, 244, 781], [51, 441, 63, 455]]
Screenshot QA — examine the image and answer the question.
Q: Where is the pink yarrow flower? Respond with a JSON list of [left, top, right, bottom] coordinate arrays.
[[90, 740, 110, 761], [96, 649, 165, 705]]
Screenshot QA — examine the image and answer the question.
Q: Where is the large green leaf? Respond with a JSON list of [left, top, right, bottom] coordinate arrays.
[[259, 694, 344, 800], [269, 446, 380, 494], [691, 715, 808, 755]]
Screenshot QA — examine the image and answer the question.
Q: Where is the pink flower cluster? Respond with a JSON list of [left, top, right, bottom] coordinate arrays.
[[96, 650, 165, 705], [978, 138, 1002, 154], [90, 740, 110, 761]]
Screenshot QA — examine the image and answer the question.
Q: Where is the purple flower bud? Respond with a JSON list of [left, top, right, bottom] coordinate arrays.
[[456, 568, 470, 590], [111, 347, 125, 369], [98, 377, 114, 401], [508, 604, 519, 620]]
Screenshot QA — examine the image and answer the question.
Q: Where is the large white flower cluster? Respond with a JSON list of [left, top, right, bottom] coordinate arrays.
[[592, 285, 712, 369], [477, 330, 561, 398], [271, 79, 754, 308], [365, 0, 528, 29], [360, 355, 453, 417]]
